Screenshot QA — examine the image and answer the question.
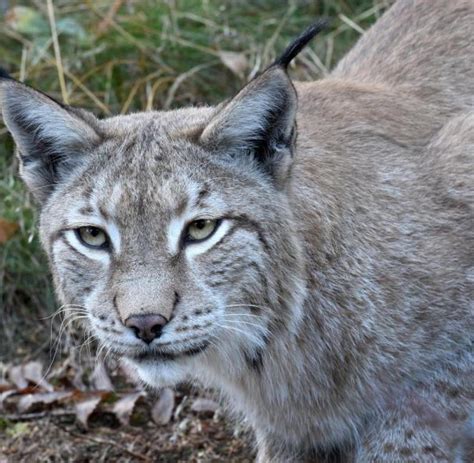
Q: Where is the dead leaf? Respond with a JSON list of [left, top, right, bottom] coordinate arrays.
[[151, 388, 175, 425], [112, 391, 144, 426], [191, 398, 219, 414], [17, 391, 74, 413], [75, 395, 103, 428], [0, 386, 37, 413], [91, 359, 113, 391], [0, 218, 19, 244], [0, 382, 13, 393], [8, 365, 27, 389], [218, 51, 248, 78], [22, 361, 54, 392]]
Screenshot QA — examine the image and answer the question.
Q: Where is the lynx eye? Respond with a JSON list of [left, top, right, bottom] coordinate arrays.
[[185, 219, 219, 243], [75, 226, 109, 249]]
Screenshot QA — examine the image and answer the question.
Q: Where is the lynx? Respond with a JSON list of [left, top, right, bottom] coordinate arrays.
[[1, 0, 473, 461]]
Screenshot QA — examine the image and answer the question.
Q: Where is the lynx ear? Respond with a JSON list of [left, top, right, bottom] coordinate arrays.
[[200, 21, 326, 186], [0, 76, 101, 203], [200, 67, 297, 185]]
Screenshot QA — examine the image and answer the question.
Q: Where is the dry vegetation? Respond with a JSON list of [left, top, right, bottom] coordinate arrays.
[[0, 1, 389, 460]]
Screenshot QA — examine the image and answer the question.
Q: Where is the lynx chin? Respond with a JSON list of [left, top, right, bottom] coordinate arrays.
[[1, 0, 473, 461]]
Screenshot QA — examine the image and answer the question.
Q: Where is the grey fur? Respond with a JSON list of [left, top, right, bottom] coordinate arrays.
[[1, 0, 473, 461]]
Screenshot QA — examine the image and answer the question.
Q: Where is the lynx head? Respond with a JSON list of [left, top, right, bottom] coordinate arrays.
[[0, 23, 324, 387]]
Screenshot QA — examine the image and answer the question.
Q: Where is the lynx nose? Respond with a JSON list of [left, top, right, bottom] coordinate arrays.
[[125, 314, 168, 344]]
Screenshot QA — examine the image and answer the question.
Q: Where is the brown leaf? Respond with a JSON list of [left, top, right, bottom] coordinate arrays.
[[151, 388, 175, 425], [218, 51, 248, 78], [0, 386, 37, 413], [17, 391, 74, 413], [112, 391, 144, 426], [22, 361, 54, 392], [75, 394, 103, 428], [0, 218, 19, 244], [191, 398, 219, 414], [0, 382, 13, 393]]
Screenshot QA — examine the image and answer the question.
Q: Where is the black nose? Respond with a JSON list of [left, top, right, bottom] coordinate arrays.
[[125, 314, 168, 343]]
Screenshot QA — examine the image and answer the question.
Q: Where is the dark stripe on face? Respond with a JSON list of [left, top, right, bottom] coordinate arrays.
[[182, 222, 238, 259], [79, 206, 94, 215], [81, 182, 95, 202], [64, 258, 79, 267], [60, 236, 95, 261], [230, 215, 271, 253], [83, 286, 92, 295], [112, 295, 121, 319], [195, 187, 210, 208], [207, 223, 239, 251], [248, 262, 269, 299], [185, 216, 268, 260], [175, 197, 188, 216], [98, 205, 111, 221], [206, 259, 265, 289], [66, 274, 88, 285]]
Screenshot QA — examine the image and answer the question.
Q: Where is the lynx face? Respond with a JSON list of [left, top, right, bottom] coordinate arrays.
[[1, 66, 306, 387]]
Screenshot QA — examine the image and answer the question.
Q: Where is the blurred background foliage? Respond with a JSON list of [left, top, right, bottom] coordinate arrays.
[[0, 0, 389, 359]]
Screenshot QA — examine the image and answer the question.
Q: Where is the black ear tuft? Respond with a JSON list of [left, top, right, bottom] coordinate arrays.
[[0, 66, 13, 80], [273, 19, 329, 69]]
